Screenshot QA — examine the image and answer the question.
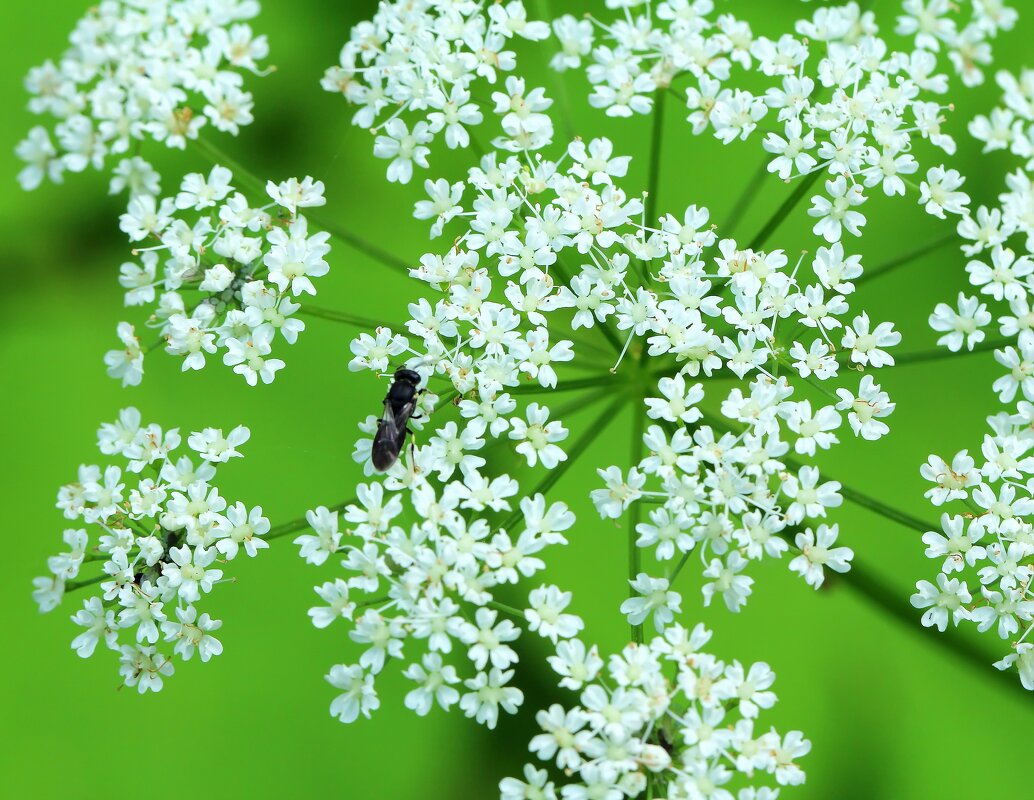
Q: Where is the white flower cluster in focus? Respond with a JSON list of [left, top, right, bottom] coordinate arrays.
[[916, 410, 1034, 688], [33, 407, 264, 693], [914, 65, 1034, 691], [16, 0, 269, 194], [500, 623, 809, 800], [321, 0, 551, 183], [105, 169, 329, 387], [301, 487, 581, 729], [549, 0, 1018, 241]]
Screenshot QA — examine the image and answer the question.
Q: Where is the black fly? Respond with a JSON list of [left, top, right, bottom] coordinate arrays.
[[371, 367, 423, 472]]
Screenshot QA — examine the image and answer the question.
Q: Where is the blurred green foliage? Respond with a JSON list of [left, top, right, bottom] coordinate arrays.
[[2, 2, 1032, 798]]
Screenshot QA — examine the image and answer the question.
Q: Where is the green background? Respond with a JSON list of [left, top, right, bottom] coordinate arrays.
[[2, 2, 1030, 797]]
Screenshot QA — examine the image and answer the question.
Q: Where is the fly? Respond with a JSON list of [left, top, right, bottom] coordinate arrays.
[[371, 367, 423, 472]]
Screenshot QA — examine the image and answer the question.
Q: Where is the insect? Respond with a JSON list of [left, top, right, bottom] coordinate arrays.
[[371, 367, 424, 472]]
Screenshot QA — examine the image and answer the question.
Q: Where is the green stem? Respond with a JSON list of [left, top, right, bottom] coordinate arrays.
[[486, 600, 525, 619], [298, 306, 388, 329], [856, 233, 957, 287], [593, 320, 629, 357], [498, 392, 628, 532], [725, 155, 771, 239], [433, 389, 460, 413], [65, 574, 106, 593], [747, 169, 823, 251], [668, 549, 692, 585], [266, 499, 355, 542], [190, 136, 411, 277], [888, 339, 1009, 367], [508, 374, 626, 395], [835, 556, 1032, 701], [532, 0, 575, 140], [644, 88, 667, 229], [628, 401, 646, 644]]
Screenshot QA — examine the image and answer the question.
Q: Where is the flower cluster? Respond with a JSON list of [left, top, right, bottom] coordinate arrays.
[[915, 409, 1034, 688], [501, 623, 809, 800], [407, 128, 889, 614], [939, 66, 1034, 356], [33, 408, 264, 693], [105, 168, 329, 386], [913, 66, 1034, 691], [301, 487, 581, 729], [547, 1, 1018, 242], [321, 0, 551, 183], [16, 0, 269, 194]]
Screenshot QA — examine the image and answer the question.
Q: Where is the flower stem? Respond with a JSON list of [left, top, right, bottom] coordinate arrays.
[[190, 136, 411, 277], [508, 375, 626, 395], [629, 400, 646, 644], [487, 599, 525, 619], [668, 549, 692, 584], [498, 392, 628, 532], [298, 305, 387, 329], [65, 574, 105, 593], [531, 0, 575, 140], [725, 155, 772, 239], [832, 555, 1032, 700], [856, 233, 957, 287], [645, 88, 667, 228], [886, 339, 1009, 367], [747, 169, 823, 251]]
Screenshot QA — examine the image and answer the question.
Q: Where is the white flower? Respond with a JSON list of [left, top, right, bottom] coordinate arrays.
[[373, 119, 433, 184], [911, 574, 972, 631], [808, 176, 867, 243], [266, 176, 326, 215], [16, 3, 267, 189], [510, 404, 568, 468], [835, 376, 895, 440], [789, 524, 854, 588], [403, 653, 461, 716], [327, 664, 380, 723], [525, 584, 584, 643], [702, 552, 755, 612], [929, 293, 991, 352], [920, 166, 971, 219], [505, 628, 809, 794], [460, 668, 524, 729], [161, 606, 223, 662], [621, 573, 682, 629], [295, 506, 342, 566]]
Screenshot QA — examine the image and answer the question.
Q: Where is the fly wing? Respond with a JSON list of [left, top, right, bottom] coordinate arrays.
[[371, 400, 401, 471], [379, 399, 399, 441], [393, 400, 416, 440]]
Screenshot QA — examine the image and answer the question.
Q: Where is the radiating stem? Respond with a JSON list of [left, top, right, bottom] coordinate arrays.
[[532, 0, 575, 140], [725, 155, 772, 239], [487, 599, 525, 619], [266, 498, 355, 542], [190, 136, 411, 277], [668, 548, 692, 584], [65, 574, 106, 593], [499, 392, 628, 532], [645, 88, 667, 229], [508, 374, 626, 395], [887, 339, 1009, 367], [835, 556, 1032, 700], [700, 410, 939, 533], [628, 400, 646, 644], [298, 306, 387, 329], [747, 169, 823, 251], [856, 233, 957, 287]]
